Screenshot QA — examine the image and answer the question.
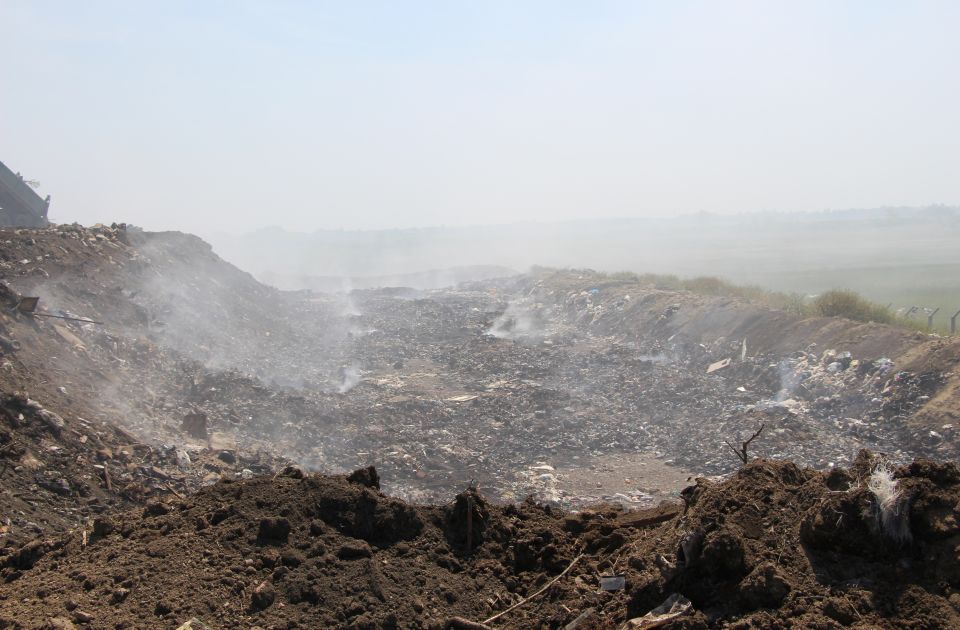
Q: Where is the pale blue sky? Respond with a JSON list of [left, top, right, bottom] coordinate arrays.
[[1, 1, 958, 233]]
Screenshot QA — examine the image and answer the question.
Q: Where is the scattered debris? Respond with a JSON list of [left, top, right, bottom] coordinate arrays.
[[868, 461, 912, 543], [623, 593, 692, 629], [706, 357, 731, 373], [600, 574, 626, 591]]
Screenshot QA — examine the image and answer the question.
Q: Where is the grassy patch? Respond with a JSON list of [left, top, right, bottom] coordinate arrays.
[[810, 289, 894, 324], [531, 267, 940, 332]]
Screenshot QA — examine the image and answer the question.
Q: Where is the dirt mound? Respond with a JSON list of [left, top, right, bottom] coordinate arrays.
[[0, 468, 580, 629], [621, 456, 960, 629], [1, 458, 960, 628]]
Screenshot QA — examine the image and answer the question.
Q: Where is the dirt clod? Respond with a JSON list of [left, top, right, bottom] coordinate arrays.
[[251, 580, 276, 610], [258, 517, 291, 542], [346, 465, 380, 490], [739, 561, 791, 610]]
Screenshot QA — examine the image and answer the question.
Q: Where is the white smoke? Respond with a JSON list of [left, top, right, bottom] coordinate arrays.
[[340, 277, 361, 317], [337, 365, 362, 394], [486, 299, 544, 341], [775, 358, 802, 402]]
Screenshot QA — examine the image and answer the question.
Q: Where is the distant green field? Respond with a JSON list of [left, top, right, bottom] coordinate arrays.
[[742, 263, 960, 333]]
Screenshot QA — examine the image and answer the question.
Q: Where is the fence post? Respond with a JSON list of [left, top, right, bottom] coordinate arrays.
[[952, 309, 960, 334], [927, 307, 940, 330]]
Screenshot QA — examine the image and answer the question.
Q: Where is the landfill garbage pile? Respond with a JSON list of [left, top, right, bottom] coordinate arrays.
[[0, 224, 959, 627], [0, 389, 285, 551], [0, 226, 958, 516], [2, 454, 960, 629], [110, 281, 959, 510]]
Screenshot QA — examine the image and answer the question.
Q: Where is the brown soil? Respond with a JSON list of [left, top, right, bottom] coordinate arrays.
[[2, 456, 960, 629]]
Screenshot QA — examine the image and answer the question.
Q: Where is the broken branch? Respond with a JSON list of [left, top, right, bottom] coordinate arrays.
[[164, 482, 185, 500], [102, 465, 112, 491], [725, 423, 765, 464], [443, 617, 493, 630], [482, 553, 583, 625]]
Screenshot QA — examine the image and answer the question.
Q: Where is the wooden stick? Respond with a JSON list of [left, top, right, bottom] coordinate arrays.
[[466, 494, 474, 553], [164, 482, 185, 500], [482, 554, 583, 625], [444, 617, 492, 630], [31, 312, 103, 325]]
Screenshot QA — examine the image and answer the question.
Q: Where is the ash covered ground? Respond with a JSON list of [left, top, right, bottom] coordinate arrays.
[[1, 224, 960, 628]]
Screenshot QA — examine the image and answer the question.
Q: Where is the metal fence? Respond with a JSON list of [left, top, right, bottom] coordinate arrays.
[[899, 305, 960, 333]]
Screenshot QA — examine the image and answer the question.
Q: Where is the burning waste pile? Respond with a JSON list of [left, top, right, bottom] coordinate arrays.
[[0, 227, 959, 627], [486, 297, 551, 342]]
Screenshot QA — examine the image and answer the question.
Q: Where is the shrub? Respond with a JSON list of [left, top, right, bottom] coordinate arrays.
[[681, 276, 730, 296], [811, 290, 893, 324]]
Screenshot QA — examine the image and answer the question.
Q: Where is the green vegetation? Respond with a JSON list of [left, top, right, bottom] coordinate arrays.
[[810, 290, 894, 324], [532, 267, 941, 332], [740, 263, 960, 333], [595, 271, 808, 314], [671, 278, 931, 330]]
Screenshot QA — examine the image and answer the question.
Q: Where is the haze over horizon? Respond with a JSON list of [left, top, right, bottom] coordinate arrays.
[[2, 1, 959, 234]]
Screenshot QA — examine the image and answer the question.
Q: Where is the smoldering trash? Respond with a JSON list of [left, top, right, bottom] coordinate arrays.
[[0, 225, 959, 628]]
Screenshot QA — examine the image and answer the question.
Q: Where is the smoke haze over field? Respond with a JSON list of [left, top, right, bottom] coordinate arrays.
[[2, 1, 959, 234], [203, 208, 960, 316]]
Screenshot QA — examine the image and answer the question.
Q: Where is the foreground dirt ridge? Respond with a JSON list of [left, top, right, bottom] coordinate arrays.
[[3, 457, 960, 629], [0, 223, 958, 627]]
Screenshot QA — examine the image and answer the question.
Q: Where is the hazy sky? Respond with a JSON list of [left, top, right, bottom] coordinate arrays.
[[2, 1, 958, 233]]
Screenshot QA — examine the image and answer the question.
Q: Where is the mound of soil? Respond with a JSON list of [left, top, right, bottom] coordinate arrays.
[[0, 468, 582, 629], [1, 456, 960, 629], [621, 454, 960, 629]]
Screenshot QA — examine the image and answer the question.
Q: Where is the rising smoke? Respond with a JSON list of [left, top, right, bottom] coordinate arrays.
[[486, 299, 548, 342]]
